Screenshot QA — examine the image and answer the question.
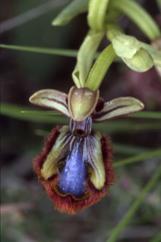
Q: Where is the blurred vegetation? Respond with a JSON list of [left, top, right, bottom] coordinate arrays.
[[0, 0, 161, 242]]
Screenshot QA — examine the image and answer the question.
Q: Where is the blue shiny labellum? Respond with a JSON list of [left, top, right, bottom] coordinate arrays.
[[58, 138, 86, 197]]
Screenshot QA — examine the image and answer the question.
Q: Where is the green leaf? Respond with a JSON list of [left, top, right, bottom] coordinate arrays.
[[109, 0, 161, 40], [0, 44, 77, 57], [107, 164, 161, 242], [1, 103, 161, 133], [88, 0, 110, 30], [131, 111, 161, 119], [113, 143, 147, 155], [114, 149, 161, 168], [72, 31, 104, 87], [52, 0, 88, 26], [0, 103, 67, 124], [85, 44, 116, 90], [94, 121, 161, 133]]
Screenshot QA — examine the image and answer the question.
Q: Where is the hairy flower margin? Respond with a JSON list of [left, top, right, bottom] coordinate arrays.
[[29, 86, 144, 214]]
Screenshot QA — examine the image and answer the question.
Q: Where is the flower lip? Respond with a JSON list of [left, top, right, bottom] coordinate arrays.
[[33, 126, 114, 214], [58, 137, 87, 197]]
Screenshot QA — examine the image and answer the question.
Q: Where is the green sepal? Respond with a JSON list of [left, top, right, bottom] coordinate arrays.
[[52, 0, 88, 26], [88, 132, 105, 189], [94, 97, 144, 121], [68, 86, 99, 121], [72, 31, 104, 87], [85, 44, 116, 91], [29, 89, 70, 117], [41, 126, 69, 179]]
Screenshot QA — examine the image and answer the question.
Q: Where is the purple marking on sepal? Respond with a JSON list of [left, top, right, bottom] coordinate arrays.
[[58, 138, 86, 197]]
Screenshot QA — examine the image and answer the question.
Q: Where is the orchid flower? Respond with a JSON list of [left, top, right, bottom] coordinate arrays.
[[29, 86, 144, 214]]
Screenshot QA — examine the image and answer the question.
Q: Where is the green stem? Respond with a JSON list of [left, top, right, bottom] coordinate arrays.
[[114, 149, 161, 168], [107, 164, 161, 242], [110, 0, 161, 40], [0, 44, 77, 57]]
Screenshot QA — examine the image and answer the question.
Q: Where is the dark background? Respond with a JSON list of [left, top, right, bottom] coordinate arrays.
[[1, 1, 161, 242]]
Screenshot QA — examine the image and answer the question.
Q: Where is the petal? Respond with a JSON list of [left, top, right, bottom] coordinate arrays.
[[58, 138, 87, 196], [51, 135, 113, 214], [93, 97, 144, 121], [72, 31, 103, 87], [85, 132, 105, 190], [41, 126, 70, 179], [29, 89, 70, 117]]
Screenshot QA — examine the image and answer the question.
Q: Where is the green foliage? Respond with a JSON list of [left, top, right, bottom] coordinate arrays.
[[114, 149, 161, 168], [1, 103, 161, 133], [107, 165, 161, 242], [0, 44, 77, 57]]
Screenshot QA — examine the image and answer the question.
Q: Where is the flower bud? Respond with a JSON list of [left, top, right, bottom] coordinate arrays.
[[123, 48, 154, 72], [111, 33, 154, 72]]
